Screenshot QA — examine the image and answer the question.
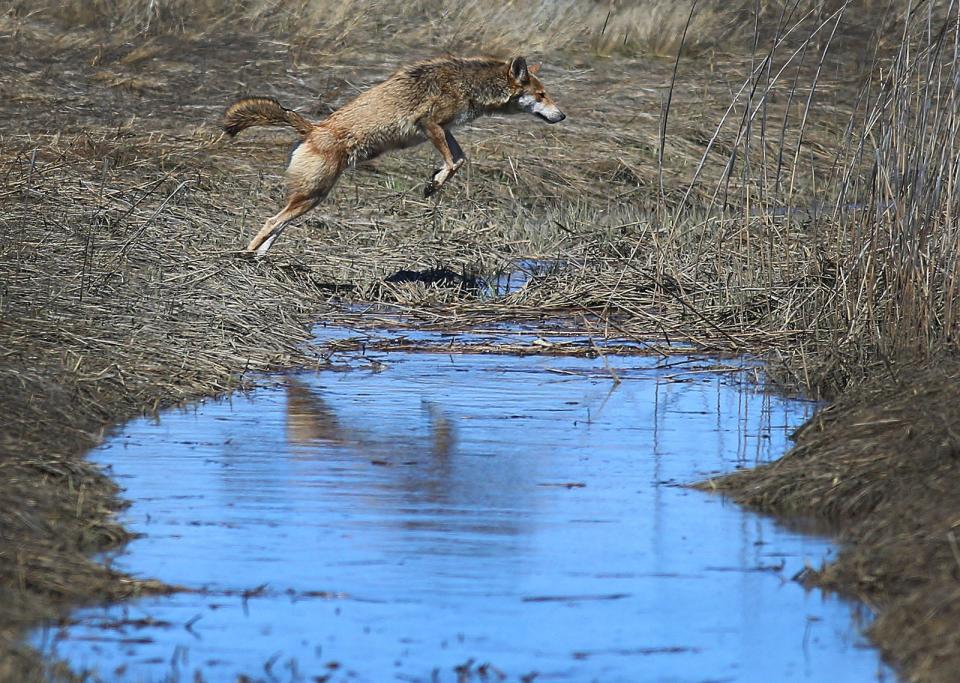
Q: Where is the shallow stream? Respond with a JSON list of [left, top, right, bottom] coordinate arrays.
[[35, 326, 893, 682]]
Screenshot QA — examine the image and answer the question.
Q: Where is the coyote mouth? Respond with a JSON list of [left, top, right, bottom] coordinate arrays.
[[535, 111, 565, 123]]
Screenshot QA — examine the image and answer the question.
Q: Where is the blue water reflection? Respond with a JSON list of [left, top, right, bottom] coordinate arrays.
[[35, 350, 893, 682]]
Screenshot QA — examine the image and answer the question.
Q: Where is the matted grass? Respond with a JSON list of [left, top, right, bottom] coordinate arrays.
[[3, 1, 960, 680]]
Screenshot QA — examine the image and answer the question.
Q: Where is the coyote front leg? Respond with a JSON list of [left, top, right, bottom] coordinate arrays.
[[423, 122, 466, 197]]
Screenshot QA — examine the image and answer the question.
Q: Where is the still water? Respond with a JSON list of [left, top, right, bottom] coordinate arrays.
[[35, 339, 892, 682]]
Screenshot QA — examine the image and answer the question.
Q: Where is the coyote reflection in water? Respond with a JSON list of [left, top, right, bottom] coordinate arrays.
[[284, 378, 454, 459], [280, 378, 531, 543]]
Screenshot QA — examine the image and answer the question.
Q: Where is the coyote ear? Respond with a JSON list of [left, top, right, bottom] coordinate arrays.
[[528, 62, 541, 75], [509, 56, 529, 84]]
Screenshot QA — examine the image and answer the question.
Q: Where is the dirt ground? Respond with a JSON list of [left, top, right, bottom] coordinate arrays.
[[1, 6, 958, 682]]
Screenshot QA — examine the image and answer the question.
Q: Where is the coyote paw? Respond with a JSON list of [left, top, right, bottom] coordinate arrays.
[[424, 161, 464, 198], [239, 246, 271, 262], [424, 167, 444, 197]]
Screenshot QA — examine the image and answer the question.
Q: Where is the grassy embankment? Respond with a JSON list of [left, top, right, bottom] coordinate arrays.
[[2, 0, 959, 680]]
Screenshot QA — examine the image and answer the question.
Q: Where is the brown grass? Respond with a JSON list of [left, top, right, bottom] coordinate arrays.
[[3, 0, 960, 680], [12, 0, 844, 56]]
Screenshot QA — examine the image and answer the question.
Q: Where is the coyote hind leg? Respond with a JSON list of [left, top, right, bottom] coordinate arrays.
[[246, 133, 345, 257], [246, 192, 321, 257]]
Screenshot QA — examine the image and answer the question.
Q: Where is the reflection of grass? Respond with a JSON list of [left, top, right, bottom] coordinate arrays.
[[3, 1, 960, 680]]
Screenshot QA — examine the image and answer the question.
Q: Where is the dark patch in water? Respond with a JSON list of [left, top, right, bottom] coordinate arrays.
[[385, 267, 476, 289]]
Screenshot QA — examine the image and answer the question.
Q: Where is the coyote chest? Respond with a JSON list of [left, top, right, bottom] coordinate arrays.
[[222, 55, 566, 256], [451, 106, 483, 127]]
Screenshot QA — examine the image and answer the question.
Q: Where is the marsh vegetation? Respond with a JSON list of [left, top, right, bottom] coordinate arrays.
[[2, 0, 959, 680]]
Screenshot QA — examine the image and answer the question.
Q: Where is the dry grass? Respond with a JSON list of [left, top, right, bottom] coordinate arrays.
[[503, 0, 960, 397], [3, 0, 960, 680], [822, 3, 960, 377], [20, 0, 916, 60], [11, 0, 837, 56]]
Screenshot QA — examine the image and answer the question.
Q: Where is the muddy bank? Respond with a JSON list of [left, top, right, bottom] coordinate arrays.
[[702, 359, 960, 682]]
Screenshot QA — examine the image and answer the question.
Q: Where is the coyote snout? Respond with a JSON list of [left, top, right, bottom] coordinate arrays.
[[521, 97, 566, 124], [509, 58, 565, 124], [222, 55, 566, 257]]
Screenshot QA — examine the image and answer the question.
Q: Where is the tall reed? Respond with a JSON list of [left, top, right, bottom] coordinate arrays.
[[648, 0, 960, 389]]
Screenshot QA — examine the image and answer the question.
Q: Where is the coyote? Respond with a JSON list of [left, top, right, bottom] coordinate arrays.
[[222, 55, 565, 256]]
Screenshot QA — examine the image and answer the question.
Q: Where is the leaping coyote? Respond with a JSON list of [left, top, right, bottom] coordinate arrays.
[[222, 55, 565, 256]]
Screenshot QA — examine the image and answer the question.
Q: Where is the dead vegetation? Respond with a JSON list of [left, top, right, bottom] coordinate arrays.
[[2, 0, 960, 680]]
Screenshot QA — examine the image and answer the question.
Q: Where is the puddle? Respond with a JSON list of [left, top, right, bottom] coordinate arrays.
[[35, 341, 894, 682], [313, 318, 666, 357], [484, 259, 565, 297]]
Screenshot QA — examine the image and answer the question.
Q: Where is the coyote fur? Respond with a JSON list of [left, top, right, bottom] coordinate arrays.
[[222, 55, 566, 256]]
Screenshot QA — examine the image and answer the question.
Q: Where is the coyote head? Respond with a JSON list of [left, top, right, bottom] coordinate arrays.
[[507, 56, 566, 124]]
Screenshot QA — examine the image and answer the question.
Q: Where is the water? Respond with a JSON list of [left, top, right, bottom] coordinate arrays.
[[34, 341, 893, 683], [485, 259, 565, 296], [378, 258, 563, 298]]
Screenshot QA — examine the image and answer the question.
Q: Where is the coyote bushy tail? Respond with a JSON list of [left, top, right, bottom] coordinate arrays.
[[222, 97, 315, 138]]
